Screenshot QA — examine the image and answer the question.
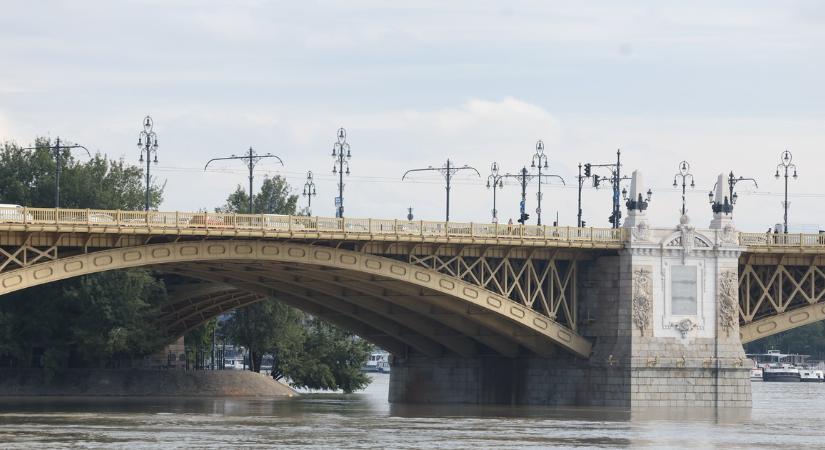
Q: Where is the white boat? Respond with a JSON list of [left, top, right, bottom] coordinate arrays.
[[750, 366, 764, 381], [800, 369, 824, 382], [763, 363, 801, 382], [362, 350, 391, 373]]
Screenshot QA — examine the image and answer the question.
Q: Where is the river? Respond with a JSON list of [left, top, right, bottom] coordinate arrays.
[[0, 374, 824, 448]]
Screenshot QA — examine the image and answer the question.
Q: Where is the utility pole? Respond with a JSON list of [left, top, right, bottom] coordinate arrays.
[[577, 163, 587, 227], [486, 162, 505, 223], [402, 159, 480, 222], [204, 147, 283, 214], [302, 170, 317, 215], [530, 140, 564, 226], [672, 161, 695, 217], [331, 128, 351, 218], [136, 116, 159, 211], [775, 150, 798, 234], [21, 137, 90, 208], [501, 167, 532, 224], [584, 149, 631, 229]]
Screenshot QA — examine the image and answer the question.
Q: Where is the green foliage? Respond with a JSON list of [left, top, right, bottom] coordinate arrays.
[[223, 299, 304, 372], [745, 322, 825, 359], [279, 319, 372, 394], [0, 270, 170, 370], [0, 139, 164, 209], [218, 175, 298, 215], [0, 138, 170, 372]]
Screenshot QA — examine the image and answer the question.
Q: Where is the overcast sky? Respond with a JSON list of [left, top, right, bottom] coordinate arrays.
[[2, 1, 825, 231]]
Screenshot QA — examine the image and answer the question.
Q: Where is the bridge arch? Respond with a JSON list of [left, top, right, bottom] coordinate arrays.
[[0, 240, 591, 358]]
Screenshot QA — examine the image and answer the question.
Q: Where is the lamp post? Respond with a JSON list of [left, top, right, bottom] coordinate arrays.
[[531, 140, 549, 226], [775, 150, 798, 234], [486, 162, 505, 223], [302, 170, 317, 215], [204, 147, 283, 214], [21, 137, 90, 208], [622, 186, 653, 210], [137, 116, 159, 211], [331, 127, 351, 218], [672, 161, 695, 217], [402, 159, 480, 222], [709, 171, 758, 215]]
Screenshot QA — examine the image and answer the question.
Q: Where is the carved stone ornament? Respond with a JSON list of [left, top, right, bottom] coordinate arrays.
[[718, 270, 738, 336], [669, 318, 698, 338], [632, 268, 653, 334], [721, 223, 737, 245], [632, 221, 651, 242]]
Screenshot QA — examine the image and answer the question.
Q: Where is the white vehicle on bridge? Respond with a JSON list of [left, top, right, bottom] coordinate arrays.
[[0, 204, 33, 223]]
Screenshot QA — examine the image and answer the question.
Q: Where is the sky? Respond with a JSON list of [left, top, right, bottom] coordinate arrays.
[[2, 0, 825, 232]]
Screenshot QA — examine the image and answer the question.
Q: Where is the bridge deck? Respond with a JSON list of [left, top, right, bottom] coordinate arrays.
[[0, 207, 626, 249]]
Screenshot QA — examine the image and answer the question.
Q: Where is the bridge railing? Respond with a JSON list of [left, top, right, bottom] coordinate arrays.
[[739, 232, 825, 247], [0, 206, 626, 244]]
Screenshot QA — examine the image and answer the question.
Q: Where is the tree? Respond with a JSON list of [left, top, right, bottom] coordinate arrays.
[[0, 140, 164, 209], [277, 319, 372, 393], [222, 299, 304, 372], [0, 138, 169, 374], [218, 175, 298, 215]]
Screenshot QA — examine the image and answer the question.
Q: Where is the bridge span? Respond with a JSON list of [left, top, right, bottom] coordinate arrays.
[[1, 205, 825, 408]]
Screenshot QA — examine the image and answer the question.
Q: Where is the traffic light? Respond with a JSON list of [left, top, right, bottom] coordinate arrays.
[[584, 163, 591, 177], [593, 174, 601, 188], [518, 213, 530, 224]]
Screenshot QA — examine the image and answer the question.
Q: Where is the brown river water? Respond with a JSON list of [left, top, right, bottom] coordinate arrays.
[[0, 374, 824, 449]]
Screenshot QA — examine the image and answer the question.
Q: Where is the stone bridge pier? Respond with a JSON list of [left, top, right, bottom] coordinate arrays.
[[390, 176, 751, 408]]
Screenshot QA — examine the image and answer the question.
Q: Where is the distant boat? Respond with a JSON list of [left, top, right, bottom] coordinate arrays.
[[362, 350, 391, 373]]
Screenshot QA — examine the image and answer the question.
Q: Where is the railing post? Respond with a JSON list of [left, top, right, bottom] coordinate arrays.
[[800, 233, 805, 248], [470, 222, 474, 237], [288, 215, 293, 232], [420, 220, 424, 236], [86, 208, 91, 225], [22, 207, 27, 224], [591, 227, 595, 243], [205, 211, 209, 230], [233, 213, 237, 230], [368, 218, 372, 234], [394, 219, 398, 236], [175, 211, 179, 227], [116, 210, 121, 225]]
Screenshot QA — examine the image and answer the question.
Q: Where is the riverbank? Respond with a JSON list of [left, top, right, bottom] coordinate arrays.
[[0, 369, 297, 397]]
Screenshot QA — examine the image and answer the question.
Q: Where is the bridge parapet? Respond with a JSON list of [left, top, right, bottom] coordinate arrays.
[[0, 206, 625, 248]]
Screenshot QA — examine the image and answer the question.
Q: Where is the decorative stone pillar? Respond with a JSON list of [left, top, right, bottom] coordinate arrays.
[[623, 213, 751, 408]]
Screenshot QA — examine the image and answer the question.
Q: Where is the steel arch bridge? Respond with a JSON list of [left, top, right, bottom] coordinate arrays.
[[0, 207, 631, 359], [3, 207, 825, 358]]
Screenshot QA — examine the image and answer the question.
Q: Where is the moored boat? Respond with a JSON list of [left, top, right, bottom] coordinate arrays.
[[763, 364, 801, 382]]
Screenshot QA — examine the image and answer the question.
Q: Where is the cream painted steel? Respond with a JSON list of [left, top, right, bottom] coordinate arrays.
[[0, 206, 625, 249], [0, 240, 593, 357]]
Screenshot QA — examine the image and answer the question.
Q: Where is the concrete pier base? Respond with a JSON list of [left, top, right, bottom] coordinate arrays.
[[388, 355, 750, 408]]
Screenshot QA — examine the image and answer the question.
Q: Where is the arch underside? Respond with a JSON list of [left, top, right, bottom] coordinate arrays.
[[0, 241, 592, 358]]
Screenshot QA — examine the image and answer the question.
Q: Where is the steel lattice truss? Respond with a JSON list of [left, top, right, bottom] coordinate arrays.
[[739, 261, 825, 323], [408, 250, 577, 330]]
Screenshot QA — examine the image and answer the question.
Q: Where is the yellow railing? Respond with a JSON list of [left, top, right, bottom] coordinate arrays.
[[739, 232, 825, 247], [0, 206, 626, 244]]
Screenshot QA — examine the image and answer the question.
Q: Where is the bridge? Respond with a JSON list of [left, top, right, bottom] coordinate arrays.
[[1, 198, 824, 408]]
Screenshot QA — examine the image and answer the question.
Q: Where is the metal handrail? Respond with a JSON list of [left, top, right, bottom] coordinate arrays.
[[0, 206, 627, 244]]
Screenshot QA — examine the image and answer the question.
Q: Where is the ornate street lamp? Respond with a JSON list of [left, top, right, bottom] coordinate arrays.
[[331, 127, 351, 218], [672, 161, 695, 217], [486, 162, 505, 223], [137, 116, 159, 211], [775, 150, 798, 234], [302, 170, 317, 215], [709, 171, 758, 215]]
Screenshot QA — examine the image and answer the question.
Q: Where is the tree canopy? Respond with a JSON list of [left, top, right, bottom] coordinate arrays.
[[0, 138, 168, 378]]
